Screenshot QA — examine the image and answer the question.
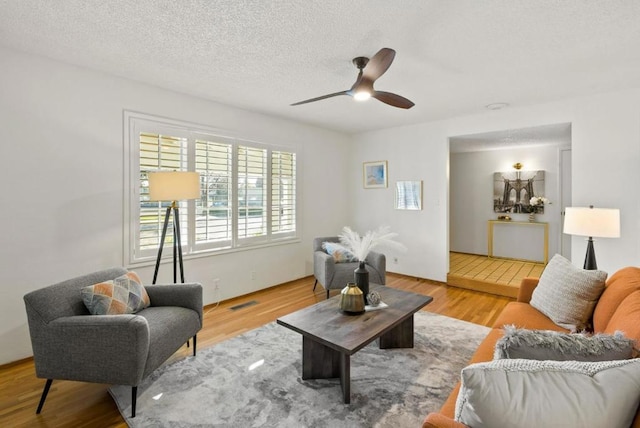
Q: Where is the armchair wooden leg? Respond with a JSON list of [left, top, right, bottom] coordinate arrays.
[[193, 334, 197, 356], [36, 379, 53, 414], [131, 386, 137, 418], [313, 279, 318, 291], [326, 289, 330, 300]]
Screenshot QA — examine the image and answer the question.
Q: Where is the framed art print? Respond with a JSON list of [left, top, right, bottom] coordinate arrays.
[[363, 160, 388, 188], [395, 180, 422, 210], [493, 170, 545, 213]]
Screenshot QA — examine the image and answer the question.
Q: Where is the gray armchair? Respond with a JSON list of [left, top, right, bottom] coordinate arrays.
[[313, 236, 386, 299], [23, 267, 203, 418]]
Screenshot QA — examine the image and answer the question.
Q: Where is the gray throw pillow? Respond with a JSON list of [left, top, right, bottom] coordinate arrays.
[[455, 359, 640, 428], [530, 254, 607, 331], [494, 325, 635, 361]]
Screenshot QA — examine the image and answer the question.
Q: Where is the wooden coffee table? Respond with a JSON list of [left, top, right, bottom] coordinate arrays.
[[276, 285, 433, 403]]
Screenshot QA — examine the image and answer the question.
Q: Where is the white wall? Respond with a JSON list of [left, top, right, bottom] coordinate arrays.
[[350, 122, 451, 279], [351, 89, 640, 284], [450, 145, 565, 259], [0, 46, 352, 364]]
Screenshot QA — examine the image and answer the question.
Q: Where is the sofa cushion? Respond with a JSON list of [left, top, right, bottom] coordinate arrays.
[[604, 291, 640, 349], [81, 271, 150, 315], [530, 254, 607, 331], [455, 359, 640, 428], [494, 325, 634, 361], [492, 302, 570, 332], [593, 267, 640, 332]]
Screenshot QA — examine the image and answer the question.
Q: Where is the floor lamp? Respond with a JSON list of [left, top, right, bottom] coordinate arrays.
[[148, 171, 201, 284], [563, 206, 620, 270]]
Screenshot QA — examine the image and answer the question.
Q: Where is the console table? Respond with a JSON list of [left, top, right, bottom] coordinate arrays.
[[487, 220, 549, 263]]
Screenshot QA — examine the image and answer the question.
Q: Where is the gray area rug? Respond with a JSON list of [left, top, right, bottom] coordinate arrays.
[[110, 311, 490, 427]]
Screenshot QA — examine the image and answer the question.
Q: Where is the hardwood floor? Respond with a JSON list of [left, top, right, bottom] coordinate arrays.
[[447, 252, 545, 298], [0, 274, 512, 427]]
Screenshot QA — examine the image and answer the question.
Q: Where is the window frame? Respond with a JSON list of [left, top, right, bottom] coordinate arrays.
[[124, 111, 300, 266]]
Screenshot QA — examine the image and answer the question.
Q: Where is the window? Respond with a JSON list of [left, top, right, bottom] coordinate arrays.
[[125, 112, 299, 263]]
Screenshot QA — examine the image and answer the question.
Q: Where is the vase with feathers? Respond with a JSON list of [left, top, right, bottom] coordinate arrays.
[[331, 226, 406, 304]]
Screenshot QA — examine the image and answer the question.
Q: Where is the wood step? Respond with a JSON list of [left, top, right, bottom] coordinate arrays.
[[448, 252, 545, 298]]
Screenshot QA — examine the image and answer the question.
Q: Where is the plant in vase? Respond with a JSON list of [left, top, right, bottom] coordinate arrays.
[[332, 226, 406, 304], [529, 196, 550, 222]]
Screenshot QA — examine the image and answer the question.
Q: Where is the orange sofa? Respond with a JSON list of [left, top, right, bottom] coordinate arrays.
[[423, 266, 640, 428]]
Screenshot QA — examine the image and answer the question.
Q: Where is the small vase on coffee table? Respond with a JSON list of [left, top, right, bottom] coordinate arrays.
[[354, 261, 369, 305]]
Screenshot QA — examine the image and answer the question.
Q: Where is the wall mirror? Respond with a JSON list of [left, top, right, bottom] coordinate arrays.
[[395, 181, 422, 210]]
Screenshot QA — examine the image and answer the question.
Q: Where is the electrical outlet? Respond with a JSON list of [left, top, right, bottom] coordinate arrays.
[[250, 271, 256, 280], [212, 278, 220, 291]]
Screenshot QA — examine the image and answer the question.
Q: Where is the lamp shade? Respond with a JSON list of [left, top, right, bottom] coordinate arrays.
[[148, 171, 201, 201], [563, 207, 620, 238]]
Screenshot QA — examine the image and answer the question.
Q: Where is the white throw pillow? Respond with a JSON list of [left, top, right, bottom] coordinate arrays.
[[530, 254, 607, 331], [454, 358, 640, 428]]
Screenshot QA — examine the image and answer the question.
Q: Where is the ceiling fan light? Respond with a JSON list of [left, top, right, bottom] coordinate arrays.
[[353, 91, 371, 101]]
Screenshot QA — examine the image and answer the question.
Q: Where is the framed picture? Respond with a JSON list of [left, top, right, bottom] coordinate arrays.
[[493, 170, 546, 213], [395, 181, 422, 210], [363, 160, 388, 188]]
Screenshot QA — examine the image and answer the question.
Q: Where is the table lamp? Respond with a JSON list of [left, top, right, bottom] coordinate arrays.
[[563, 206, 620, 270], [148, 171, 201, 284]]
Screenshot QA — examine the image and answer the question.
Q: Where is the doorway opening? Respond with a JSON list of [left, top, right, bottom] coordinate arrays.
[[448, 123, 572, 297]]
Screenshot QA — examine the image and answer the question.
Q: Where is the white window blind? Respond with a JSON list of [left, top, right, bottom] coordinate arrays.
[[195, 139, 232, 250], [272, 151, 296, 236], [138, 133, 189, 258], [125, 112, 299, 264], [237, 146, 267, 243]]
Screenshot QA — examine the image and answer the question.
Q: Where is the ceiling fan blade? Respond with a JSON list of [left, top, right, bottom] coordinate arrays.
[[350, 69, 364, 91], [372, 91, 415, 109], [362, 48, 396, 82], [290, 90, 350, 106]]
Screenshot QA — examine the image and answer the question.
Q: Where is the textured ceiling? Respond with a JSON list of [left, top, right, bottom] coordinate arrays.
[[1, 1, 640, 134], [450, 123, 572, 153]]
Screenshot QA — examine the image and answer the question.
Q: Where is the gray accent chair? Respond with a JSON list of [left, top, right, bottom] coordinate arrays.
[[23, 267, 203, 418], [313, 236, 386, 299]]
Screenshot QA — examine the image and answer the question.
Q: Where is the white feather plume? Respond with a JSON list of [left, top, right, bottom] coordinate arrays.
[[332, 226, 406, 261]]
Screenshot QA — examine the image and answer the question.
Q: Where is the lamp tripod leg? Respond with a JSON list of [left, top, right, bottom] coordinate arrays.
[[172, 210, 178, 283], [153, 206, 172, 284], [174, 207, 185, 283]]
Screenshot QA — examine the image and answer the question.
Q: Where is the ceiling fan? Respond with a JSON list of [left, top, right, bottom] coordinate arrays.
[[291, 48, 415, 109]]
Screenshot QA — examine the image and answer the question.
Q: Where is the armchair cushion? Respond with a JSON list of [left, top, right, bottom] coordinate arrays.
[[137, 306, 201, 378], [81, 271, 150, 315]]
